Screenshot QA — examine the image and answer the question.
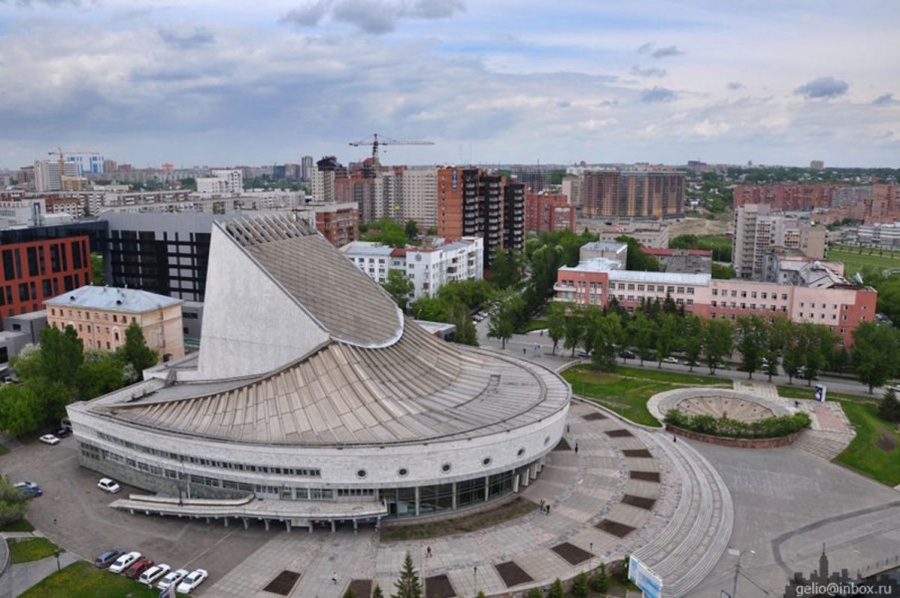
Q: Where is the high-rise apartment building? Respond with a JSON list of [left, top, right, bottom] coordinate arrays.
[[581, 170, 684, 219], [525, 192, 575, 233], [732, 204, 827, 280], [196, 169, 243, 195], [437, 167, 525, 269], [301, 156, 314, 183]]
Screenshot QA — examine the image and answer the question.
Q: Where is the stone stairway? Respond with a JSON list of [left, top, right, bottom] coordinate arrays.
[[633, 431, 734, 598]]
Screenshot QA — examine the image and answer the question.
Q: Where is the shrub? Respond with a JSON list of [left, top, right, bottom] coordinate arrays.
[[664, 408, 811, 439]]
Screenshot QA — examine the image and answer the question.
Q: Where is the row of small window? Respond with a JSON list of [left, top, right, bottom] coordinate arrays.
[[711, 302, 788, 312], [92, 434, 322, 477], [616, 295, 693, 306], [712, 289, 788, 300], [359, 444, 539, 479], [613, 283, 695, 295], [53, 320, 121, 339], [50, 308, 137, 324]]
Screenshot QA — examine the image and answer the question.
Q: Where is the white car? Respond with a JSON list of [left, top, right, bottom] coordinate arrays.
[[39, 434, 60, 445], [108, 551, 142, 574], [157, 568, 188, 591], [97, 478, 121, 493], [662, 356, 680, 364], [140, 563, 171, 585], [176, 568, 209, 593]]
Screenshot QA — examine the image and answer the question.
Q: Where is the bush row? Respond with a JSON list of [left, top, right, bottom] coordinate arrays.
[[664, 408, 811, 439]]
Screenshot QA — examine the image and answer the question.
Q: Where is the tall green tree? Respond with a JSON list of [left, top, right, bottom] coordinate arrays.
[[572, 571, 589, 598], [879, 388, 900, 423], [591, 312, 623, 370], [682, 315, 704, 372], [0, 478, 29, 526], [655, 313, 679, 366], [548, 578, 565, 598], [391, 552, 422, 598], [487, 294, 523, 350], [736, 316, 766, 379], [630, 312, 656, 365], [852, 321, 900, 393], [119, 322, 159, 379], [39, 325, 84, 392], [546, 301, 568, 356], [409, 296, 448, 322], [563, 307, 585, 357], [702, 318, 734, 374], [449, 303, 478, 347], [796, 323, 836, 386], [404, 220, 419, 241], [0, 384, 43, 436], [615, 236, 660, 271], [490, 248, 524, 290], [382, 269, 415, 311]]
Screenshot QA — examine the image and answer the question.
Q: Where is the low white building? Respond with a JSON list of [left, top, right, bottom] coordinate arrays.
[[341, 237, 484, 299], [196, 169, 243, 195]]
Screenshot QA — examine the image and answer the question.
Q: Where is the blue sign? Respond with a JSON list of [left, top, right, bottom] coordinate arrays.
[[814, 385, 826, 402], [628, 555, 662, 598]]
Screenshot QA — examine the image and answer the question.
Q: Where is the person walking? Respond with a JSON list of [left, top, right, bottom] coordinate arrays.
[[426, 546, 433, 558]]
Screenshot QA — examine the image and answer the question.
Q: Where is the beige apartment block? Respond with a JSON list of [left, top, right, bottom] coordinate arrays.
[[44, 285, 184, 362]]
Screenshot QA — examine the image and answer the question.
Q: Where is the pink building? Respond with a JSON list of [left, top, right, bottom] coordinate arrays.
[[555, 259, 876, 348]]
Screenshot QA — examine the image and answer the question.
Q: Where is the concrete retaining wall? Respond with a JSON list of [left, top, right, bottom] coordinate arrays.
[[666, 424, 804, 448]]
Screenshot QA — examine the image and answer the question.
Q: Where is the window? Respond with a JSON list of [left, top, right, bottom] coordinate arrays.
[[637, 284, 644, 291], [711, 301, 717, 307], [677, 286, 684, 294], [781, 294, 788, 300], [667, 286, 675, 293], [657, 285, 664, 292], [761, 292, 768, 299], [627, 284, 635, 291], [441, 463, 452, 473], [687, 288, 694, 295], [751, 292, 757, 299], [687, 299, 694, 306], [712, 289, 718, 296], [741, 291, 747, 298]]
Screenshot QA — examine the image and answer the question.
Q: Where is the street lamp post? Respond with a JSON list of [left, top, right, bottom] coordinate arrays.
[[54, 549, 60, 572], [590, 542, 594, 572], [474, 565, 478, 595]]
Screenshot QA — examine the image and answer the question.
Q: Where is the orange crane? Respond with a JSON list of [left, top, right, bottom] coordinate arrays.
[[349, 133, 434, 162]]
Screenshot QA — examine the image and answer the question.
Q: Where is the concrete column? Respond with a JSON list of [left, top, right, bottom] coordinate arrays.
[[264, 519, 270, 531], [484, 476, 489, 502], [513, 473, 520, 493], [224, 517, 229, 528], [285, 520, 291, 532], [307, 521, 313, 533], [415, 486, 421, 517], [242, 517, 249, 529], [353, 519, 358, 533], [451, 482, 457, 510], [330, 520, 336, 533]]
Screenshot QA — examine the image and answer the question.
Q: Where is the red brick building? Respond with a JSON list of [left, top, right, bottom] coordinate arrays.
[[0, 235, 93, 330], [524, 192, 575, 233]]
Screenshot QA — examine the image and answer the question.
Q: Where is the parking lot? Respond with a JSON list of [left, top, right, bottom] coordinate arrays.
[[0, 434, 272, 595]]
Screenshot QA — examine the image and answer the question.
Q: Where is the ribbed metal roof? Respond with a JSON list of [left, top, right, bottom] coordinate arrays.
[[224, 215, 402, 347], [96, 321, 569, 446]]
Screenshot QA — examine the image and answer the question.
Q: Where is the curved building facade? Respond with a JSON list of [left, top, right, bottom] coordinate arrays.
[[68, 215, 570, 525]]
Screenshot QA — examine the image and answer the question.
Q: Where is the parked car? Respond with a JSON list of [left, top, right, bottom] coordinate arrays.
[[125, 557, 154, 579], [139, 563, 170, 585], [94, 549, 124, 568], [54, 427, 72, 438], [618, 350, 637, 359], [157, 569, 189, 591], [662, 356, 680, 364], [97, 478, 121, 494], [39, 434, 60, 445], [109, 551, 142, 574], [13, 481, 42, 498], [576, 350, 591, 358], [176, 568, 209, 593]]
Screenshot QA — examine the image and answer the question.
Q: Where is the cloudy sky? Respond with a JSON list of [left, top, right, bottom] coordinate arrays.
[[1, 0, 898, 170]]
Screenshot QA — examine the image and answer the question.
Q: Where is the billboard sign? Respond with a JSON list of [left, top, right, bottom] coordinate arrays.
[[814, 385, 826, 402], [628, 555, 663, 598]]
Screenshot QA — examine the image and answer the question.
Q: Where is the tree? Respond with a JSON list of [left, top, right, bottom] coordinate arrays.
[[410, 296, 448, 322], [711, 263, 736, 279], [682, 315, 704, 372], [572, 571, 589, 598], [548, 578, 564, 598], [0, 478, 29, 527], [490, 248, 524, 290], [404, 220, 419, 241], [526, 589, 543, 598], [487, 298, 519, 349], [449, 303, 478, 347], [373, 585, 385, 598], [77, 351, 127, 400], [655, 313, 679, 366], [591, 562, 610, 593], [546, 301, 568, 356], [382, 269, 415, 311], [476, 593, 487, 598], [119, 322, 158, 379], [591, 311, 622, 370], [796, 324, 836, 386], [736, 316, 766, 379], [852, 321, 900, 393], [391, 552, 422, 598], [702, 318, 734, 374], [563, 308, 585, 357], [879, 388, 900, 423], [39, 325, 84, 393], [91, 252, 105, 286], [343, 587, 357, 598], [630, 311, 656, 365], [0, 384, 43, 436]]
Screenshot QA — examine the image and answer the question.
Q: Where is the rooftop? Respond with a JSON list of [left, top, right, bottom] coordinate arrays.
[[44, 285, 182, 313]]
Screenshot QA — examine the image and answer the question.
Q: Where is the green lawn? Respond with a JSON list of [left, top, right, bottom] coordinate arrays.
[[21, 561, 160, 598], [8, 537, 61, 564], [834, 401, 900, 486], [828, 246, 900, 276], [0, 518, 34, 532], [777, 386, 900, 486], [562, 365, 731, 427]]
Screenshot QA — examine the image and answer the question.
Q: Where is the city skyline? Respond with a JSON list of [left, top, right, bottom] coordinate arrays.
[[1, 1, 898, 170]]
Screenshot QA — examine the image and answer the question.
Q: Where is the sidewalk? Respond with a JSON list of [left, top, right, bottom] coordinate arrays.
[[0, 532, 79, 597]]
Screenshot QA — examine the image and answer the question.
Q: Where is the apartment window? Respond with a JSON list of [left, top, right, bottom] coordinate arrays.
[[656, 285, 664, 292], [676, 299, 683, 305], [687, 288, 694, 295], [751, 292, 757, 299], [667, 286, 675, 293], [731, 290, 737, 297], [740, 303, 746, 309], [800, 302, 804, 307], [687, 299, 694, 306], [711, 301, 717, 307], [799, 312, 803, 318], [741, 291, 747, 298], [761, 292, 768, 299], [712, 289, 718, 296], [637, 284, 644, 291], [781, 294, 788, 300], [627, 284, 635, 291], [781, 306, 787, 312], [750, 304, 756, 310], [730, 302, 736, 308], [677, 286, 684, 294]]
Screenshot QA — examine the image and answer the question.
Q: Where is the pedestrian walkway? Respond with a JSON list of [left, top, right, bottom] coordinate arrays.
[[0, 532, 79, 597], [203, 399, 732, 598]]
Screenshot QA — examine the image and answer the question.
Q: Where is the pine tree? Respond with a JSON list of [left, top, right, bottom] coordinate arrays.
[[373, 585, 385, 598], [526, 589, 543, 598], [879, 388, 900, 423], [572, 571, 589, 598], [590, 562, 610, 593], [391, 552, 423, 598], [548, 578, 564, 598], [343, 587, 357, 598]]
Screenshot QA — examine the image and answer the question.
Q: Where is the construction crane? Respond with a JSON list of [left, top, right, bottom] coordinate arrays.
[[349, 133, 434, 162]]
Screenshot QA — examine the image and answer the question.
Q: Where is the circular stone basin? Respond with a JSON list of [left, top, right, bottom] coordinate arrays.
[[673, 395, 777, 423]]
